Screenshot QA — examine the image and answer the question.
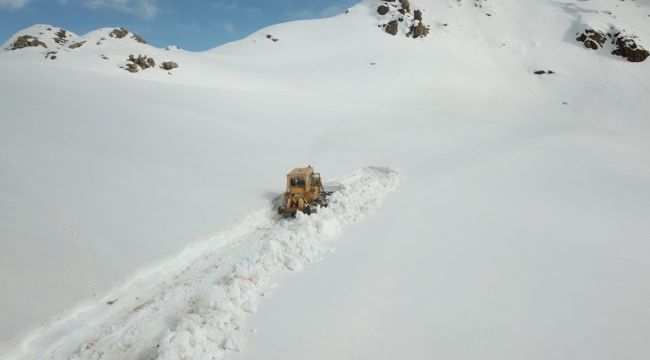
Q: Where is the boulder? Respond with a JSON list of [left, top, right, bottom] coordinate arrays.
[[414, 9, 422, 21], [400, 0, 410, 13], [160, 61, 179, 70], [377, 5, 389, 15], [411, 22, 429, 38], [385, 20, 399, 35], [576, 29, 606, 50]]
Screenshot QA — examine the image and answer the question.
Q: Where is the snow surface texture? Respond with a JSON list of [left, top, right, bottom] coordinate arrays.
[[0, 167, 400, 359], [1, 0, 650, 359]]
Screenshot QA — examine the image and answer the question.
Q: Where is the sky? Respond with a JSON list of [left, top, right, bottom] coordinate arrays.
[[0, 0, 359, 51]]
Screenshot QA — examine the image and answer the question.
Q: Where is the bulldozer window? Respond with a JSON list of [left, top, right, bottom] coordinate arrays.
[[290, 177, 305, 186]]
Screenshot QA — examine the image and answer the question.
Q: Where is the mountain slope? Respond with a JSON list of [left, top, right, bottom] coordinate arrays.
[[1, 0, 649, 359]]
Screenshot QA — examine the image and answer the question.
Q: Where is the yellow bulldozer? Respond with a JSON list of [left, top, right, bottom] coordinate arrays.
[[278, 166, 339, 215]]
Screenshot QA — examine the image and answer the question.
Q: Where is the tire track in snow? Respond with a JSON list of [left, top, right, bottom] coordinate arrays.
[[0, 167, 401, 360]]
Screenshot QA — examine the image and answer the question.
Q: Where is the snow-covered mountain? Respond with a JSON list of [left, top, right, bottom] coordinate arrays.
[[1, 0, 649, 359]]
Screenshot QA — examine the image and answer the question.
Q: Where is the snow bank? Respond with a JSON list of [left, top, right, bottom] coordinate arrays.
[[157, 167, 400, 360], [0, 167, 401, 360]]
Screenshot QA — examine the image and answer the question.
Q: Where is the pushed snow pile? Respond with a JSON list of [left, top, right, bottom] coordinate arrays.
[[0, 167, 401, 360]]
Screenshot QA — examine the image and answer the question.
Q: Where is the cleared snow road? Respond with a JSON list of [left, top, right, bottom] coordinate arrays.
[[0, 167, 400, 360]]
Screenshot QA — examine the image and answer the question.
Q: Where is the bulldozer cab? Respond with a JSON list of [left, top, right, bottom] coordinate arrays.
[[286, 167, 321, 193]]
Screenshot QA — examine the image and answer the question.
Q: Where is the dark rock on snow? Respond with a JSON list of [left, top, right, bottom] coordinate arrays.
[[612, 35, 649, 62], [10, 35, 47, 50], [124, 54, 156, 73], [386, 20, 399, 36], [160, 61, 179, 71]]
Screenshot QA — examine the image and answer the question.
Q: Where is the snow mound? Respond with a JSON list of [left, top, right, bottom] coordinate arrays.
[[0, 167, 401, 360]]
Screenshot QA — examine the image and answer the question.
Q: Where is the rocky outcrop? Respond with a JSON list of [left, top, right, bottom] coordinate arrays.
[[53, 29, 69, 45], [110, 27, 147, 44], [377, 0, 430, 39], [69, 41, 86, 49], [577, 27, 649, 62], [124, 54, 155, 73], [9, 35, 47, 50], [131, 33, 146, 44], [612, 34, 649, 63], [110, 28, 129, 39]]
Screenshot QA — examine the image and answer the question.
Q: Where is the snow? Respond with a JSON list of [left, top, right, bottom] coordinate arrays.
[[0, 167, 400, 359], [1, 0, 650, 359]]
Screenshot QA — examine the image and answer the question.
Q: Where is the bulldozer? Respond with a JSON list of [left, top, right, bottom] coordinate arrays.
[[278, 166, 337, 215]]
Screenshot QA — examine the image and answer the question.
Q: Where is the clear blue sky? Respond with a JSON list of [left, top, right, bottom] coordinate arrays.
[[0, 0, 359, 51]]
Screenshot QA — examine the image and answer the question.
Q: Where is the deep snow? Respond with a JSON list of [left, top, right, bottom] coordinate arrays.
[[1, 0, 650, 359]]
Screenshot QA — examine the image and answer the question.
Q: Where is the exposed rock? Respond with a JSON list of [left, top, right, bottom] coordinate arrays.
[[109, 28, 146, 43], [160, 61, 179, 71], [131, 33, 147, 44], [612, 34, 649, 62], [576, 29, 606, 50], [577, 27, 648, 63], [124, 54, 156, 73], [54, 29, 68, 44], [10, 35, 47, 50], [266, 34, 279, 42], [69, 41, 86, 49], [45, 51, 57, 60], [110, 27, 129, 39], [385, 20, 399, 36], [378, 2, 429, 40], [100, 54, 109, 60], [400, 0, 410, 13], [533, 70, 547, 75], [410, 22, 429, 38]]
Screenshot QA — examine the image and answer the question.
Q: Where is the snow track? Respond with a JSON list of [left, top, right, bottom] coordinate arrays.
[[1, 167, 401, 360]]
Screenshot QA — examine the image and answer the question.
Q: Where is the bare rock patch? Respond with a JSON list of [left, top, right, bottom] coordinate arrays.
[[9, 35, 47, 50]]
